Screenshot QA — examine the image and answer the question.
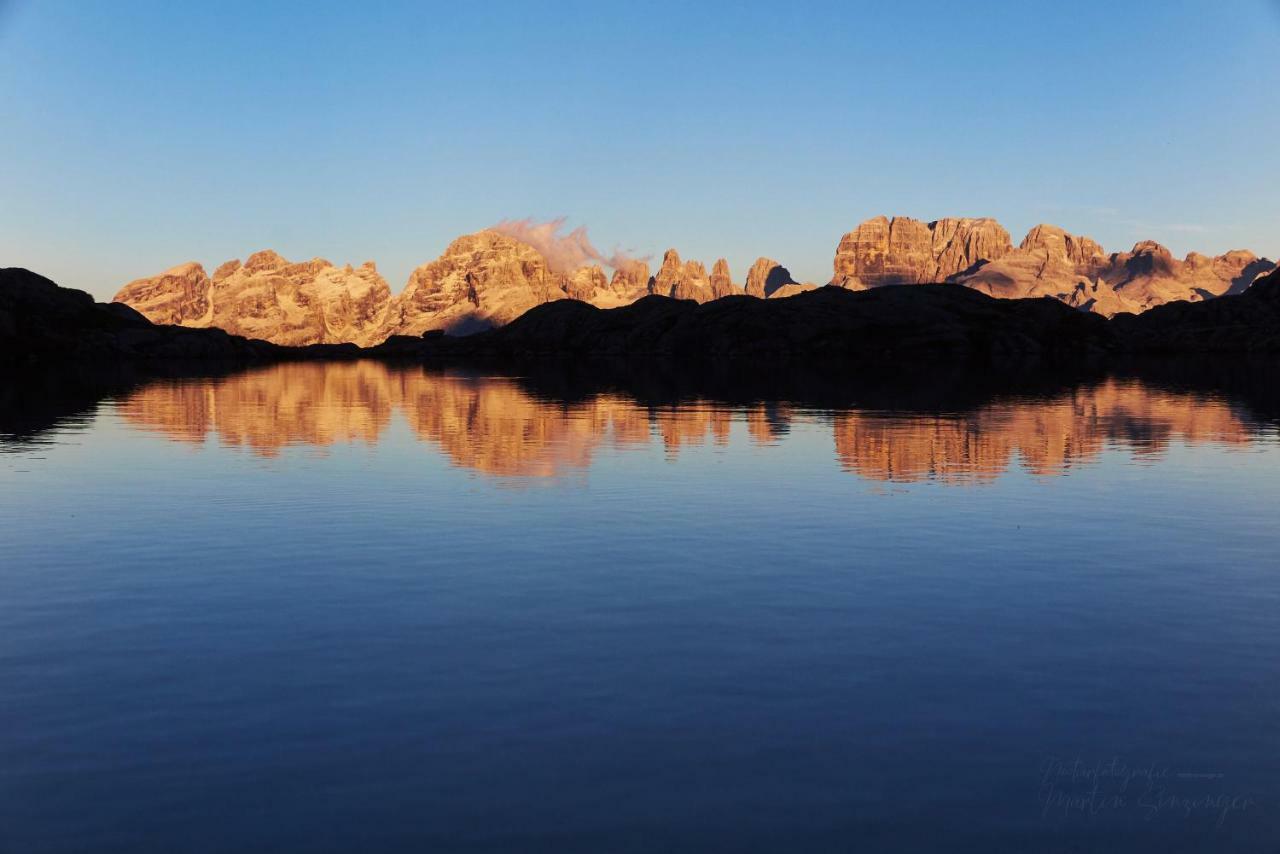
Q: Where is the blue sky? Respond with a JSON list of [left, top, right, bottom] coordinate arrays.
[[2, 0, 1278, 299]]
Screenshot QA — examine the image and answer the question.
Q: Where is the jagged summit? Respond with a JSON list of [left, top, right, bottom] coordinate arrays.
[[115, 248, 393, 346], [112, 220, 1276, 345], [832, 215, 1273, 316]]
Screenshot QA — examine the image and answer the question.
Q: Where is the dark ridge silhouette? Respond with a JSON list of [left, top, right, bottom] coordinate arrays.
[[6, 267, 1280, 379], [405, 287, 1112, 367], [1111, 266, 1280, 352], [1226, 257, 1277, 296], [496, 356, 1108, 414]]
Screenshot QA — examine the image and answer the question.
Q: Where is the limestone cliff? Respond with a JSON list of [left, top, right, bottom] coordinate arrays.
[[384, 231, 567, 337], [114, 252, 393, 346], [709, 258, 737, 299], [745, 258, 802, 298], [112, 218, 1277, 344], [832, 216, 1275, 316], [831, 216, 1012, 289], [649, 249, 717, 302], [608, 260, 652, 304]]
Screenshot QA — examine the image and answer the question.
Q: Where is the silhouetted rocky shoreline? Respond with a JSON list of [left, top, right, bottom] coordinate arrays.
[[3, 266, 1280, 375]]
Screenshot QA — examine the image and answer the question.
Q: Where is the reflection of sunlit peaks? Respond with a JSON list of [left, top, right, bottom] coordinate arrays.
[[120, 363, 656, 476], [746, 404, 794, 446], [119, 381, 216, 445], [120, 362, 392, 457], [394, 376, 611, 477], [653, 405, 732, 456], [118, 367, 1256, 485], [834, 415, 1010, 484], [833, 380, 1250, 484]]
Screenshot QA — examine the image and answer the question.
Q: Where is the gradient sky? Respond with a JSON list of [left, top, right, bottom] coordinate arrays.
[[2, 0, 1278, 300]]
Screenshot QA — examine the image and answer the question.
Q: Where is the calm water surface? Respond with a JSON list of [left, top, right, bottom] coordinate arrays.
[[2, 362, 1278, 852]]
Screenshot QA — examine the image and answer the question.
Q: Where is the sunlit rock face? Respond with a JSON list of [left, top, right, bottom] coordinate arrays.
[[831, 216, 1013, 289], [957, 223, 1138, 316], [113, 262, 212, 328], [709, 259, 737, 299], [563, 265, 609, 303], [608, 259, 652, 304], [385, 231, 568, 337], [1099, 242, 1271, 311], [119, 366, 1253, 485], [117, 231, 671, 343], [830, 215, 1276, 317], [745, 257, 797, 298], [116, 221, 1278, 342], [649, 249, 719, 302], [957, 227, 1273, 316], [114, 252, 393, 346]]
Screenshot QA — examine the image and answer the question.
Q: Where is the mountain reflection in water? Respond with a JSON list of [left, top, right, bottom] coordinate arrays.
[[105, 361, 1268, 484], [4, 357, 1280, 853]]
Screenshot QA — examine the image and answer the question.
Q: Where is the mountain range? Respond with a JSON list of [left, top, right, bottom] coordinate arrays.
[[112, 216, 1277, 347]]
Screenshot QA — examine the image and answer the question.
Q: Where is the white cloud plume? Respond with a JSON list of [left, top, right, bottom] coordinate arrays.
[[490, 217, 646, 274]]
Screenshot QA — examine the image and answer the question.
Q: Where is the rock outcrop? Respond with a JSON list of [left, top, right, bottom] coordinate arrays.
[[958, 231, 1271, 316], [1102, 242, 1269, 311], [384, 231, 568, 337], [745, 257, 799, 298], [831, 216, 1012, 289], [563, 265, 609, 303], [648, 249, 717, 302], [832, 215, 1275, 317], [115, 252, 393, 346], [956, 223, 1137, 315], [113, 261, 211, 327], [709, 258, 737, 299], [608, 260, 652, 304]]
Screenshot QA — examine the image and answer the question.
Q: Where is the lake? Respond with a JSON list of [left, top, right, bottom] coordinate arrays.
[[2, 360, 1278, 852]]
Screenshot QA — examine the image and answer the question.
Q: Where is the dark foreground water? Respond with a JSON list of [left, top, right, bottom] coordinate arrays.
[[2, 361, 1279, 853]]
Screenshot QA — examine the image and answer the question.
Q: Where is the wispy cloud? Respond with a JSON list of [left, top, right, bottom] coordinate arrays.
[[490, 217, 646, 274]]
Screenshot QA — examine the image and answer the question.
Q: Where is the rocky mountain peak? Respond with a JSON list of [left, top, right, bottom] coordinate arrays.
[[709, 258, 736, 298], [386, 230, 565, 337], [609, 259, 651, 303], [745, 257, 799, 298], [1130, 240, 1174, 259], [115, 249, 392, 346], [649, 249, 716, 302], [213, 259, 242, 281], [112, 218, 1278, 345], [564, 265, 608, 302], [831, 215, 1011, 288], [244, 249, 288, 273]]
